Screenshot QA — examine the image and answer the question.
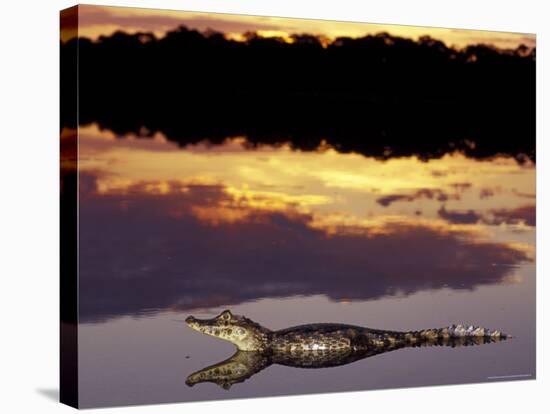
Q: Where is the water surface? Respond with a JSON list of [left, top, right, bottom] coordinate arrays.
[[74, 125, 535, 407]]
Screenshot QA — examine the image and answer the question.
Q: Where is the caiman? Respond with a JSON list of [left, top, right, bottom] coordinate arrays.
[[185, 310, 508, 389]]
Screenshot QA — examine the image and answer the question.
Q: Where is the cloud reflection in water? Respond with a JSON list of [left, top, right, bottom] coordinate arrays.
[[78, 176, 532, 323]]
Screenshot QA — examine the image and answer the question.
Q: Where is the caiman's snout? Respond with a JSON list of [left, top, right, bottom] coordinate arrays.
[[185, 375, 197, 387], [185, 316, 200, 330]]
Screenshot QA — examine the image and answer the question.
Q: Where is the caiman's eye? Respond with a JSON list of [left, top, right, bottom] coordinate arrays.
[[220, 310, 232, 321]]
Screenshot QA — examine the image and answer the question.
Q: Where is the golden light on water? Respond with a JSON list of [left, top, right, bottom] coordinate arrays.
[[75, 124, 535, 256]]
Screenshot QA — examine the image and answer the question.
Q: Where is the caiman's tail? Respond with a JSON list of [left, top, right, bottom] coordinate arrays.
[[398, 324, 509, 345], [368, 324, 509, 349]]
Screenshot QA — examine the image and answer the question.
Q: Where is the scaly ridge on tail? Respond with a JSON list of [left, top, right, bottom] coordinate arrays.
[[401, 324, 508, 343]]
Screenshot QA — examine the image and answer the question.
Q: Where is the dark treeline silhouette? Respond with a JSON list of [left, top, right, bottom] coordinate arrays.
[[61, 27, 535, 162]]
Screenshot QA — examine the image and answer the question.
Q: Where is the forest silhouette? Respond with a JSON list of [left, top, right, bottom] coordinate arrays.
[[61, 26, 535, 162]]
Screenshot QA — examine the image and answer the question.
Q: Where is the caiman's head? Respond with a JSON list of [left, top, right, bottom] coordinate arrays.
[[185, 310, 271, 351]]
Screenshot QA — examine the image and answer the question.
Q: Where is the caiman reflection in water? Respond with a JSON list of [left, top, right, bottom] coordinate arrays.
[[185, 310, 508, 389]]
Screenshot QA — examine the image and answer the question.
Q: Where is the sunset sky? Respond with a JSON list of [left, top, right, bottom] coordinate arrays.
[[64, 4, 536, 49]]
